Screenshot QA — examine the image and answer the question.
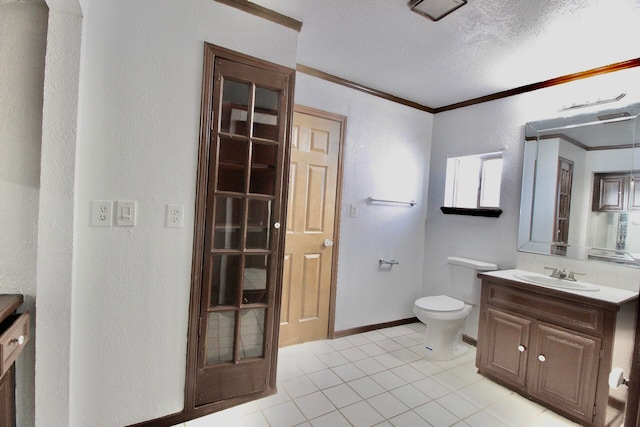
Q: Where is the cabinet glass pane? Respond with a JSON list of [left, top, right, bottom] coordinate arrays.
[[250, 143, 277, 195], [213, 196, 243, 249], [240, 308, 265, 359], [246, 199, 272, 249], [210, 254, 241, 307], [220, 79, 249, 135], [243, 255, 268, 304], [253, 87, 279, 140], [206, 311, 235, 364], [217, 138, 247, 193]]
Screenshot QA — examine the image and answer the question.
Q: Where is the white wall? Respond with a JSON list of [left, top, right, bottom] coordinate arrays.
[[425, 67, 640, 339], [294, 73, 433, 331], [0, 2, 48, 426], [35, 1, 299, 426]]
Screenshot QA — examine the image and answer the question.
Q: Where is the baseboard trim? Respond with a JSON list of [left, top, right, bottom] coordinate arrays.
[[332, 317, 419, 338], [462, 334, 477, 347]]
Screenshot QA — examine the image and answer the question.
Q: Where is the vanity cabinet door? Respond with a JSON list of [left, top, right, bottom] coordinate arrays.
[[592, 173, 627, 212], [529, 322, 600, 424], [480, 307, 531, 389]]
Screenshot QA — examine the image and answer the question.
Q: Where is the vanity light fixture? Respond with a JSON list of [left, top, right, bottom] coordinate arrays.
[[558, 93, 627, 113], [408, 0, 467, 21]]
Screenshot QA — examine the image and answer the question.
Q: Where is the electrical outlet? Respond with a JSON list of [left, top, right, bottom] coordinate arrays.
[[166, 204, 184, 228], [116, 200, 137, 227], [91, 200, 113, 227]]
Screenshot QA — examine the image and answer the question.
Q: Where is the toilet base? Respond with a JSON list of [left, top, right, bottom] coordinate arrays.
[[419, 319, 468, 361]]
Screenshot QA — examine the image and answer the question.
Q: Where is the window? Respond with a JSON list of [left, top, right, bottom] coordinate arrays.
[[444, 152, 503, 209]]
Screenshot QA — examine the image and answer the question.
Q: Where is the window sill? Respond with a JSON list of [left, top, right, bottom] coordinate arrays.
[[440, 207, 503, 217]]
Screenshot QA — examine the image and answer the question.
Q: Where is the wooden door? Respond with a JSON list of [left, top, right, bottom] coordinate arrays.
[[529, 322, 600, 423], [479, 308, 531, 389], [187, 45, 294, 411], [279, 108, 344, 347]]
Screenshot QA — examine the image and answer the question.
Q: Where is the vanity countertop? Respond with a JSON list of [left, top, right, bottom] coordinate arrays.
[[479, 269, 638, 309]]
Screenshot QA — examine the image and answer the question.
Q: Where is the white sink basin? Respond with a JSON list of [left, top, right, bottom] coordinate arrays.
[[513, 273, 600, 292]]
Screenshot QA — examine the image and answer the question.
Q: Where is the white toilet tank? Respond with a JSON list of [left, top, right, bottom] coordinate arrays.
[[447, 256, 497, 304]]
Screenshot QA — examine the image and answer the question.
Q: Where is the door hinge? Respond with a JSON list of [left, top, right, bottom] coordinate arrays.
[[600, 348, 604, 359], [593, 403, 597, 416], [198, 317, 203, 337], [265, 377, 269, 386]]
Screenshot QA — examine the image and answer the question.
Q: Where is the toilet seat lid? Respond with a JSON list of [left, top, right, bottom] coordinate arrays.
[[415, 295, 465, 312]]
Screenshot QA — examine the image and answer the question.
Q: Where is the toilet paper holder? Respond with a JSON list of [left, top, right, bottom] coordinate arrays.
[[379, 259, 399, 267], [609, 367, 629, 388]]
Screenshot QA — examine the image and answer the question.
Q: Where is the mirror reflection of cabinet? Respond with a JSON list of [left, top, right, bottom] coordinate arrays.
[[592, 173, 628, 212]]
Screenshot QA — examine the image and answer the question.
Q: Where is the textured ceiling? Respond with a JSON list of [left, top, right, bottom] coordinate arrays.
[[251, 0, 640, 109]]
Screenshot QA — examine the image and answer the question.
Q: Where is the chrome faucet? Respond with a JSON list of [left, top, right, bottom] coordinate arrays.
[[544, 267, 585, 282]]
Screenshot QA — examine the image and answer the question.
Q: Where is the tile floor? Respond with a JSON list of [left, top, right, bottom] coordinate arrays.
[[180, 322, 585, 427]]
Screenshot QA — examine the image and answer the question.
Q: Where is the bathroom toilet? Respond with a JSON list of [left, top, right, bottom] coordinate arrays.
[[414, 256, 497, 360]]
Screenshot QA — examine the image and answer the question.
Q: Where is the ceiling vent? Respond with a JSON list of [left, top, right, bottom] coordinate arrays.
[[408, 0, 467, 21]]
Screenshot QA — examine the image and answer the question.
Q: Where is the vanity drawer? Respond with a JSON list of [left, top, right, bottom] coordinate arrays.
[[485, 283, 604, 336], [0, 312, 29, 378]]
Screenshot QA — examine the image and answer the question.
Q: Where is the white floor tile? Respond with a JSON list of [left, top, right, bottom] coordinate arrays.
[[485, 393, 545, 426], [390, 364, 426, 383], [348, 376, 386, 399], [294, 391, 336, 419], [411, 376, 451, 399], [388, 410, 433, 427], [370, 370, 407, 390], [436, 393, 479, 419], [309, 410, 352, 427], [414, 401, 459, 427], [323, 383, 362, 408], [317, 351, 350, 368], [340, 400, 385, 427], [355, 357, 388, 375], [332, 362, 366, 382], [283, 375, 319, 398], [307, 368, 343, 390], [340, 346, 370, 362], [463, 411, 508, 427], [262, 401, 306, 427], [389, 384, 432, 408], [366, 392, 409, 418], [360, 342, 388, 357], [193, 323, 582, 427]]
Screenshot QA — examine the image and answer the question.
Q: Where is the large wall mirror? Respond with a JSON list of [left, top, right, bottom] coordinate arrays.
[[518, 101, 640, 267]]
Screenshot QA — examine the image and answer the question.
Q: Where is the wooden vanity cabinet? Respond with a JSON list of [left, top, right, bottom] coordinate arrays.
[[477, 277, 619, 427], [0, 295, 29, 427]]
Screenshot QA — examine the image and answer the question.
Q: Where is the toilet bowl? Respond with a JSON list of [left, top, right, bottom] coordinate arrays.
[[414, 295, 472, 360], [414, 257, 497, 361]]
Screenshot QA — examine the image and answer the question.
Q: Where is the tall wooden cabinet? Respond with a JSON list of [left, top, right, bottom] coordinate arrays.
[[476, 276, 630, 426], [185, 44, 295, 416]]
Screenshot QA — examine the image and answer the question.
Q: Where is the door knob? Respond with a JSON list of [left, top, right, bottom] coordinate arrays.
[[323, 239, 334, 247], [538, 354, 546, 362], [517, 345, 526, 352]]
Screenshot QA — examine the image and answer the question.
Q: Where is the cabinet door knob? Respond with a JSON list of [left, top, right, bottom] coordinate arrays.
[[518, 345, 526, 352], [273, 222, 281, 229], [538, 354, 546, 362], [11, 335, 25, 345]]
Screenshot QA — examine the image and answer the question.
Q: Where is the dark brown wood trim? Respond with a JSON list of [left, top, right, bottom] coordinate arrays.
[[296, 64, 436, 114], [435, 57, 640, 113], [214, 0, 302, 32], [127, 388, 277, 427], [293, 105, 347, 341], [333, 317, 419, 338], [625, 302, 640, 427], [462, 334, 477, 347], [440, 206, 503, 217]]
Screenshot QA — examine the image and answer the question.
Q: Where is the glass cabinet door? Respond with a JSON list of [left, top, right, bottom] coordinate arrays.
[[193, 54, 292, 407]]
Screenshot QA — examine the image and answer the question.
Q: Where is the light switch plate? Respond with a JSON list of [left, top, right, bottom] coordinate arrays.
[[116, 200, 137, 226], [91, 200, 113, 227], [166, 204, 184, 228]]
